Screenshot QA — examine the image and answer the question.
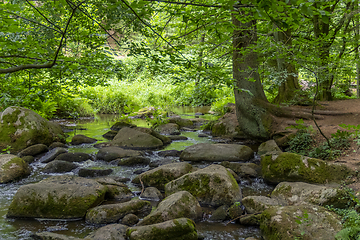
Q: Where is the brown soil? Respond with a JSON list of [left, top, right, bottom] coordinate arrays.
[[281, 99, 360, 191]]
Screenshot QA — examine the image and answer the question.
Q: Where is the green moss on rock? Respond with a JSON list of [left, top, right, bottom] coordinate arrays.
[[261, 152, 354, 184]]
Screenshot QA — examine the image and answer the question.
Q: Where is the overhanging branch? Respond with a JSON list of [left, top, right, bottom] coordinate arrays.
[[0, 1, 83, 74]]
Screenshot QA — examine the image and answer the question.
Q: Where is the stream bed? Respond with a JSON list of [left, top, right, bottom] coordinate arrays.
[[0, 108, 274, 240]]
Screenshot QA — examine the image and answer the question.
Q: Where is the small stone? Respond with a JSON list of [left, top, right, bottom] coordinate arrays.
[[78, 168, 113, 177], [121, 213, 139, 226], [140, 187, 163, 201]]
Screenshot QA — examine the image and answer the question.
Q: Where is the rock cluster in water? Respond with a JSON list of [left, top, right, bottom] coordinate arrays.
[[0, 106, 355, 240]]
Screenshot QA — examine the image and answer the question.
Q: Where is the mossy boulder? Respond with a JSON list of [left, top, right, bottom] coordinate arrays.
[[134, 127, 171, 145], [70, 134, 97, 145], [260, 204, 342, 240], [95, 177, 134, 202], [84, 223, 127, 240], [138, 191, 202, 226], [96, 146, 142, 162], [132, 162, 194, 191], [105, 185, 134, 202], [85, 199, 152, 224], [261, 152, 354, 184], [155, 123, 180, 135], [168, 116, 194, 128], [117, 156, 150, 166], [242, 196, 281, 214], [271, 181, 352, 209], [211, 112, 244, 138], [0, 154, 31, 183], [112, 127, 164, 150], [134, 107, 158, 118], [126, 218, 198, 240], [110, 121, 136, 131], [0, 106, 66, 153], [209, 205, 229, 222], [165, 164, 242, 207], [180, 143, 254, 162], [102, 130, 118, 140], [7, 175, 107, 219]]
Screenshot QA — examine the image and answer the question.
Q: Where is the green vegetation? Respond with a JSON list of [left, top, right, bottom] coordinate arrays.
[[286, 120, 351, 160], [324, 188, 360, 240]]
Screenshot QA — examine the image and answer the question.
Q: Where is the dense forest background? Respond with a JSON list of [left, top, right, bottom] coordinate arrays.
[[1, 0, 360, 130]]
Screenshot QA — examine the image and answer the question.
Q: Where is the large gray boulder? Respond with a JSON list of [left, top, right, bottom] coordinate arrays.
[[165, 165, 242, 207], [96, 147, 142, 162], [261, 152, 354, 184], [0, 106, 66, 152], [180, 143, 254, 162], [85, 199, 152, 224], [84, 223, 127, 240], [271, 181, 352, 209], [112, 127, 164, 150], [7, 175, 107, 219], [132, 162, 194, 190], [126, 218, 198, 240], [0, 154, 31, 183], [138, 191, 202, 226], [260, 204, 342, 240]]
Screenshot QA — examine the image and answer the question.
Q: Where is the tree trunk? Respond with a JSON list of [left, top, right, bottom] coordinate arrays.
[[272, 28, 301, 104], [356, 1, 360, 98], [313, 5, 333, 101], [232, 11, 273, 140]]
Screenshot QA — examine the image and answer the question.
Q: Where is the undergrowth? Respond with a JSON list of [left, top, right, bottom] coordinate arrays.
[[286, 120, 351, 160]]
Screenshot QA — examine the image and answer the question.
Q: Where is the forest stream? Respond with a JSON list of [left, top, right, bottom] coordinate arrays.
[[0, 107, 274, 240]]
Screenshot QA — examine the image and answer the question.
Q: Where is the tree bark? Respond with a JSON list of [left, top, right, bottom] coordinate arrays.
[[272, 28, 301, 104], [232, 10, 273, 140]]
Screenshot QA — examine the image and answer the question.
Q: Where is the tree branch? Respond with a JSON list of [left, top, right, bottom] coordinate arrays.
[[144, 0, 222, 8], [0, 1, 83, 74], [24, 0, 62, 31], [120, 0, 192, 65]]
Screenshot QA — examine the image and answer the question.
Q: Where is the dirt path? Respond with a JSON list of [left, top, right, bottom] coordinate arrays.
[[290, 99, 360, 191]]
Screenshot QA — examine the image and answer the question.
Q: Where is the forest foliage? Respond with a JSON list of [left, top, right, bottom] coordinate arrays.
[[0, 0, 360, 119]]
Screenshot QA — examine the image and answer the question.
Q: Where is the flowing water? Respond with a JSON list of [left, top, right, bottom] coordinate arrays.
[[0, 108, 273, 240]]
